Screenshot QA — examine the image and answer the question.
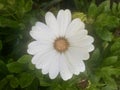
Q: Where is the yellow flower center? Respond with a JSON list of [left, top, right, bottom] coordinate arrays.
[[54, 37, 69, 53]]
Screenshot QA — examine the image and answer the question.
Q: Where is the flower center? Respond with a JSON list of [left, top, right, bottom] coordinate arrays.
[[54, 37, 69, 53]]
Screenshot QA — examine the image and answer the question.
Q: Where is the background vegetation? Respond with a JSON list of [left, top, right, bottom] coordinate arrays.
[[0, 0, 120, 90]]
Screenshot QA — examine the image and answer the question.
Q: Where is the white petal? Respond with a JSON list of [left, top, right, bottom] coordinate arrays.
[[82, 44, 94, 52], [40, 50, 59, 79], [41, 59, 51, 74], [65, 51, 83, 75], [66, 18, 85, 37], [69, 36, 94, 47], [57, 9, 71, 36], [35, 50, 59, 79], [27, 41, 52, 55], [80, 36, 94, 43], [35, 50, 56, 69], [67, 30, 88, 39], [49, 52, 59, 79], [72, 44, 94, 52], [35, 22, 49, 30], [45, 12, 59, 36], [31, 48, 52, 64], [59, 54, 73, 81], [30, 22, 55, 41], [79, 60, 85, 72], [68, 47, 90, 60], [66, 48, 85, 72]]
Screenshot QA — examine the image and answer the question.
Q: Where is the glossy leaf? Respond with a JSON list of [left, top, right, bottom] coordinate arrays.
[[102, 56, 118, 66], [88, 3, 98, 17], [7, 62, 25, 73], [17, 55, 32, 64], [0, 16, 20, 28], [10, 76, 19, 88], [19, 72, 35, 88]]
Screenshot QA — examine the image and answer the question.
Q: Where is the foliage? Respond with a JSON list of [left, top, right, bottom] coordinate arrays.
[[0, 0, 120, 90]]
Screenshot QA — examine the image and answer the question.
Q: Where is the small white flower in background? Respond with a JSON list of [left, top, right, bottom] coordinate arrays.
[[27, 9, 94, 81]]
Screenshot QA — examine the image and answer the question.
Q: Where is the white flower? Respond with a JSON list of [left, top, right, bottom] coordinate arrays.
[[27, 9, 94, 81]]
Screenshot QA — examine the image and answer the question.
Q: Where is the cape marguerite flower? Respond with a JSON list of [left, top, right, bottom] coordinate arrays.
[[27, 9, 94, 81]]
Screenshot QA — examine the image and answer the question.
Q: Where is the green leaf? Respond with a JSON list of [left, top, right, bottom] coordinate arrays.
[[102, 56, 118, 66], [7, 0, 15, 5], [22, 79, 39, 90], [73, 0, 81, 10], [24, 0, 33, 12], [49, 84, 65, 90], [88, 3, 98, 17], [39, 76, 51, 86], [88, 85, 99, 90], [90, 48, 100, 61], [111, 39, 120, 52], [40, 79, 52, 87], [103, 77, 117, 90], [99, 66, 119, 90], [96, 28, 113, 41], [72, 12, 87, 22], [7, 62, 25, 73], [28, 62, 35, 70], [118, 3, 120, 16], [0, 60, 8, 76], [0, 77, 8, 90], [95, 13, 119, 30], [0, 3, 4, 10], [0, 40, 2, 50], [89, 71, 101, 84], [15, 0, 33, 17], [10, 76, 19, 88], [66, 87, 78, 90], [0, 16, 20, 28], [35, 70, 51, 86], [94, 13, 119, 41], [17, 55, 32, 64], [19, 72, 35, 88], [101, 66, 120, 76], [98, 0, 111, 13], [88, 48, 100, 68], [112, 2, 118, 15], [6, 75, 19, 88], [101, 74, 117, 90]]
